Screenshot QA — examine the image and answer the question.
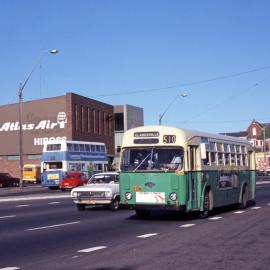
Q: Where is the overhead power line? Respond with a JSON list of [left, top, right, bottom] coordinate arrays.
[[90, 65, 270, 98]]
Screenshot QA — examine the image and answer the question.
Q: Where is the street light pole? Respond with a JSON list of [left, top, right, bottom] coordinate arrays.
[[18, 49, 58, 190], [159, 93, 188, 125]]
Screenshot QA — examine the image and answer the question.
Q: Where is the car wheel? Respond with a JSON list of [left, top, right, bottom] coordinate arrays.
[[110, 197, 120, 211], [76, 204, 86, 211]]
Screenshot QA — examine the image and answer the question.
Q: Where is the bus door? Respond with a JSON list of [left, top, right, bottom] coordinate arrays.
[[187, 146, 199, 210]]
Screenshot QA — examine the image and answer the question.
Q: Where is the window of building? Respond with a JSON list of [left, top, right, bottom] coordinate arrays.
[[28, 154, 42, 160], [115, 113, 124, 131], [81, 105, 84, 132], [8, 155, 20, 160], [93, 109, 96, 133], [252, 127, 257, 136], [75, 104, 78, 131]]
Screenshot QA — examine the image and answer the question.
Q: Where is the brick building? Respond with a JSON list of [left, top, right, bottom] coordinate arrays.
[[0, 92, 114, 178]]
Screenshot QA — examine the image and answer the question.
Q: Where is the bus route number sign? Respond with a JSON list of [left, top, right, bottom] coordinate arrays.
[[163, 135, 176, 144]]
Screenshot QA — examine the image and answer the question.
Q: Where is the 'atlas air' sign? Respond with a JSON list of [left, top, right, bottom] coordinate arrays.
[[0, 112, 67, 132]]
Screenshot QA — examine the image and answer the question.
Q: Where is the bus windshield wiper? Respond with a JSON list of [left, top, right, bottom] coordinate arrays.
[[133, 153, 151, 172]]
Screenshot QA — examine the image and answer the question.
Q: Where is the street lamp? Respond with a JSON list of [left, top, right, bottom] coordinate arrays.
[[18, 49, 58, 190], [158, 92, 188, 125]]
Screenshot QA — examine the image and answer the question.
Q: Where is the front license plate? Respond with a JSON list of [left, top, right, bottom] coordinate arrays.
[[81, 200, 96, 204], [136, 192, 165, 203], [47, 174, 59, 180]]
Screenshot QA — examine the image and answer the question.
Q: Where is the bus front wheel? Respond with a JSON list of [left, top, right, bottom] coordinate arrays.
[[238, 185, 249, 209], [110, 197, 120, 211], [136, 209, 151, 219], [199, 189, 212, 219]]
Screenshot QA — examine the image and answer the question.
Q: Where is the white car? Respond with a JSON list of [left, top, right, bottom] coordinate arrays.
[[71, 172, 120, 211]]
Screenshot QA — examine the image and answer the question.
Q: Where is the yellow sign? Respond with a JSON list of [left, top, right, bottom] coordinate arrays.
[[47, 174, 59, 180], [133, 185, 143, 191], [175, 170, 184, 176]]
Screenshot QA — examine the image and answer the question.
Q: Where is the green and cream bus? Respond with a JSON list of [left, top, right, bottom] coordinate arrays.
[[119, 125, 256, 218]]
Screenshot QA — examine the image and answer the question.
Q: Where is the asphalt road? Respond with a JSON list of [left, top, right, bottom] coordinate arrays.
[[0, 182, 270, 270]]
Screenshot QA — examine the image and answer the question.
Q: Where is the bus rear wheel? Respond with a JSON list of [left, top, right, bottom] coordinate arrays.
[[199, 189, 212, 219], [238, 185, 249, 209], [136, 209, 151, 219]]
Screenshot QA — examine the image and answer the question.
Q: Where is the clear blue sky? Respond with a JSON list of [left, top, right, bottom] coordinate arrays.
[[1, 0, 270, 133]]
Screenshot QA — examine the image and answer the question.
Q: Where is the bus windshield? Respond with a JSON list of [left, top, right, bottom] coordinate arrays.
[[121, 147, 184, 172]]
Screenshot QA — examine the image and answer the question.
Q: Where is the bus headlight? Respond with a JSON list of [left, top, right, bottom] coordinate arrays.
[[125, 192, 132, 200], [169, 192, 177, 201]]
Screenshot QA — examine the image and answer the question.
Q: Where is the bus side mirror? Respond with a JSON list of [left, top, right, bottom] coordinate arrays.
[[200, 143, 207, 159]]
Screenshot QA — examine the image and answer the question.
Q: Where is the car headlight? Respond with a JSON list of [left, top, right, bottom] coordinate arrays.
[[125, 192, 132, 200], [71, 191, 78, 198], [169, 192, 177, 201], [105, 191, 112, 198]]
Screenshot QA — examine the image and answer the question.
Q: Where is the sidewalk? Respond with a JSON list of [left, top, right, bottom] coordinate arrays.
[[0, 184, 70, 202]]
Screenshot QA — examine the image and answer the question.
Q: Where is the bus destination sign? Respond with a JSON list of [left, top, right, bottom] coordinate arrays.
[[134, 132, 159, 138]]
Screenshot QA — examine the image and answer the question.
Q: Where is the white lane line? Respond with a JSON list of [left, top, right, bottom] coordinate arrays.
[[267, 203, 270, 206], [26, 221, 80, 231], [0, 267, 20, 270], [136, 233, 158, 239], [0, 215, 16, 219], [48, 202, 61, 205], [208, 217, 222, 220], [180, 224, 196, 228], [256, 181, 270, 185], [0, 194, 70, 202], [234, 211, 245, 214], [78, 246, 107, 253], [15, 205, 29, 208], [251, 206, 261, 210]]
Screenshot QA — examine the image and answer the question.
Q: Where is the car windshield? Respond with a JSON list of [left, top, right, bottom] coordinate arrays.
[[120, 147, 184, 172], [88, 174, 118, 184]]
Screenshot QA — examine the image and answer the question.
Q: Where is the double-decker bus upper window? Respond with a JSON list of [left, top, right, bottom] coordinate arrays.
[[73, 144, 79, 151], [67, 143, 73, 151], [100, 145, 105, 152], [85, 144, 90, 152], [91, 145, 95, 152], [96, 145, 101, 152], [47, 144, 61, 151], [121, 147, 184, 172], [79, 144, 85, 152]]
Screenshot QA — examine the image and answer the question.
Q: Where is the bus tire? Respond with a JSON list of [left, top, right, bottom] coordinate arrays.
[[76, 204, 86, 211], [136, 209, 151, 219], [110, 197, 120, 211], [238, 185, 249, 209], [199, 189, 213, 219]]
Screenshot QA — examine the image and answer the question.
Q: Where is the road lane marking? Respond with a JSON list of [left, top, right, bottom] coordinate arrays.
[[26, 221, 80, 231], [48, 202, 61, 205], [0, 267, 20, 270], [15, 205, 29, 208], [256, 181, 270, 185], [268, 203, 270, 206], [180, 224, 196, 228], [78, 246, 107, 253], [251, 206, 261, 210], [0, 194, 70, 202], [0, 215, 16, 219], [208, 217, 222, 220], [234, 211, 245, 214], [136, 233, 158, 238]]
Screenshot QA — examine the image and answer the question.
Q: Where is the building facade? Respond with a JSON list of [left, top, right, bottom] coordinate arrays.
[[114, 105, 144, 168], [0, 92, 114, 177]]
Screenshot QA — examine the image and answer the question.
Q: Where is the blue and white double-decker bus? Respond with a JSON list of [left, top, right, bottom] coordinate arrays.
[[41, 140, 108, 188]]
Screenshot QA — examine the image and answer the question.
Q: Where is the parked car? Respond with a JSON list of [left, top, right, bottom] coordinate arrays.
[[71, 172, 120, 211], [0, 173, 20, 188], [59, 172, 89, 190]]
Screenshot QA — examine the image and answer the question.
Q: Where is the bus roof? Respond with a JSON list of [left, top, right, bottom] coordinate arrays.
[[121, 125, 250, 148]]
